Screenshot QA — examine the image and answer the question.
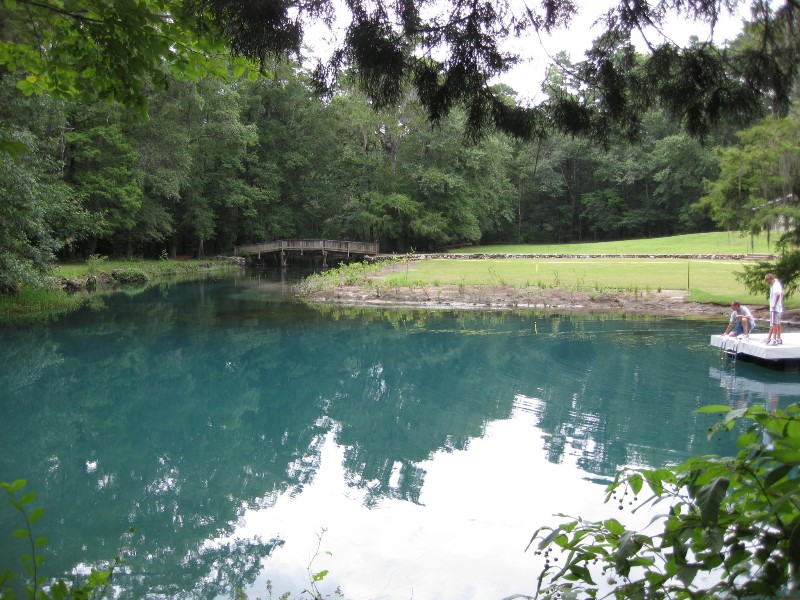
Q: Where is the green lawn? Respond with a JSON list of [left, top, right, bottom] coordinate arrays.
[[384, 257, 791, 308], [449, 231, 776, 255]]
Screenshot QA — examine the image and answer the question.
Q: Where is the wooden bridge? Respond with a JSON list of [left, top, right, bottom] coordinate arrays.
[[234, 239, 379, 266]]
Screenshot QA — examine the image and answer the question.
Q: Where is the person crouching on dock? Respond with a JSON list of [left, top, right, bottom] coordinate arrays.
[[722, 300, 754, 338]]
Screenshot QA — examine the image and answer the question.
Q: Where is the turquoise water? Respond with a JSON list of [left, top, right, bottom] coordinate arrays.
[[1, 273, 799, 599]]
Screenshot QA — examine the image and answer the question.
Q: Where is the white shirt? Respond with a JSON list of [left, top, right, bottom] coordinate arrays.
[[770, 279, 784, 313], [730, 305, 753, 324]]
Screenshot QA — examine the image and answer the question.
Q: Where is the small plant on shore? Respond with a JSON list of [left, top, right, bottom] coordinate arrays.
[[296, 259, 398, 297], [573, 270, 585, 291], [487, 266, 506, 286], [85, 254, 109, 275]]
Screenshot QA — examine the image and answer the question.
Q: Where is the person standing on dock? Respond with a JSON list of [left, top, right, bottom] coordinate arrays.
[[722, 301, 754, 337], [765, 273, 784, 345]]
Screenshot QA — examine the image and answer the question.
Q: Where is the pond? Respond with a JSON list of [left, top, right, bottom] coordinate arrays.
[[1, 272, 799, 599]]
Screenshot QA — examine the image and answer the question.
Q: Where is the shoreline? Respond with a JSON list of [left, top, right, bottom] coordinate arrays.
[[303, 284, 800, 326], [305, 284, 730, 316]]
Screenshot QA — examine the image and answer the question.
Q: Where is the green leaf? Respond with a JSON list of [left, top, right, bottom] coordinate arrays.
[[312, 569, 329, 582], [28, 507, 45, 523], [554, 534, 570, 549], [603, 519, 625, 537], [0, 567, 18, 585], [695, 405, 732, 413], [12, 528, 29, 540], [694, 477, 730, 527], [568, 564, 594, 584], [769, 449, 800, 463], [8, 480, 26, 492], [19, 492, 36, 505], [34, 536, 48, 548], [764, 464, 793, 488], [702, 553, 724, 569], [677, 564, 699, 586], [628, 473, 643, 495], [645, 571, 667, 586], [51, 580, 69, 600], [737, 430, 760, 447]]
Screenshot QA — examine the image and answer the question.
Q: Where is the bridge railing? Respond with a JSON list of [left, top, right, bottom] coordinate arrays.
[[234, 239, 379, 256]]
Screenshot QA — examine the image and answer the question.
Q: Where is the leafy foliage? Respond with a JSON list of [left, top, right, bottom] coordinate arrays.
[[528, 403, 800, 599], [191, 0, 799, 142], [7, 1, 791, 144], [0, 0, 250, 113]]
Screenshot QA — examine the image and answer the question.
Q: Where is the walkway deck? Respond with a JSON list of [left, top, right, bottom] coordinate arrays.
[[234, 239, 379, 266], [710, 333, 800, 370]]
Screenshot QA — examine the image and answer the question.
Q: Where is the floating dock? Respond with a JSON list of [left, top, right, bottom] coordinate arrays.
[[710, 333, 800, 371]]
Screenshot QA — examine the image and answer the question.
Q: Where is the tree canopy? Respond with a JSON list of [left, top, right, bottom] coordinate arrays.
[[2, 1, 799, 142]]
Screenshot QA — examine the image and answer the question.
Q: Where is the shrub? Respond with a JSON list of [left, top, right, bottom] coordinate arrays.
[[529, 403, 800, 599], [111, 268, 148, 285]]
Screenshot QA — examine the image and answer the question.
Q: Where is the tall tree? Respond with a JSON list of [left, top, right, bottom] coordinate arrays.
[[0, 77, 91, 290], [65, 103, 143, 257], [700, 112, 800, 244]]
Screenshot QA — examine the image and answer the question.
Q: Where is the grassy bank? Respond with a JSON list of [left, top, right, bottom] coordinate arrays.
[[450, 231, 776, 255], [53, 257, 240, 279], [301, 249, 795, 310], [1, 258, 242, 325], [393, 257, 787, 307]]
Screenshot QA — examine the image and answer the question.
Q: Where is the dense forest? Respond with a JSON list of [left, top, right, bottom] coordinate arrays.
[[1, 0, 798, 293], [3, 60, 793, 255]]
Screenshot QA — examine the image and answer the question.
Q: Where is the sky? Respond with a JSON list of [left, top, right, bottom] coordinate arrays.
[[497, 0, 750, 102], [304, 0, 751, 101]]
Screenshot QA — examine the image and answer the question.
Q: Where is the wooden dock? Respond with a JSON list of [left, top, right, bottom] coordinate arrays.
[[234, 239, 379, 266], [711, 333, 800, 371]]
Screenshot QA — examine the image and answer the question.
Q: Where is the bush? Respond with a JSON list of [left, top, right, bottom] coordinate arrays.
[[111, 268, 148, 285], [529, 404, 800, 599]]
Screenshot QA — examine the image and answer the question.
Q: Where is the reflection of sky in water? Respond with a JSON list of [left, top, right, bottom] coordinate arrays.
[[1, 273, 799, 599], [218, 411, 635, 600]]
